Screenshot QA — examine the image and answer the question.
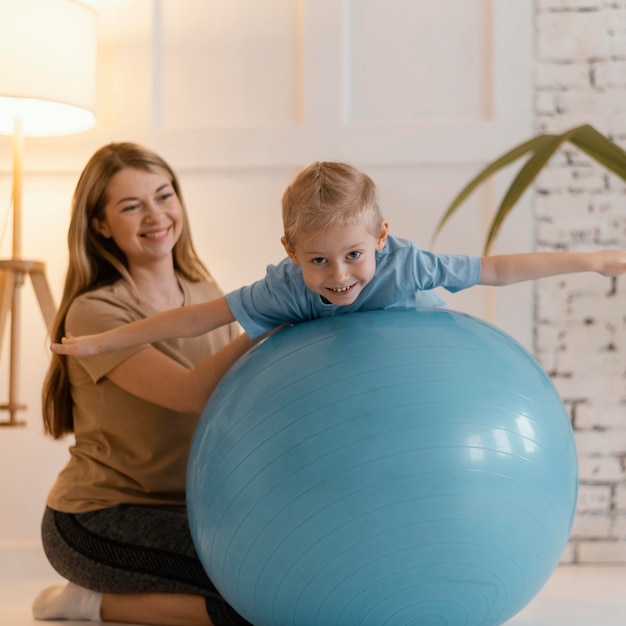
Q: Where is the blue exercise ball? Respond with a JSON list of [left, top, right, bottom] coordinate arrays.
[[188, 309, 578, 626]]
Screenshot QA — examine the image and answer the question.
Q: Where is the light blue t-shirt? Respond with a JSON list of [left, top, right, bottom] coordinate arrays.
[[226, 235, 481, 339]]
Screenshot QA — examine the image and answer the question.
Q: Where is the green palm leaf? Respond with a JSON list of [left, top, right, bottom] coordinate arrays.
[[430, 135, 544, 246], [432, 124, 626, 254], [568, 124, 626, 180], [483, 130, 577, 253]]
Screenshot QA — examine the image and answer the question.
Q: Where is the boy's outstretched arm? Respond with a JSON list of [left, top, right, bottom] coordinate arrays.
[[50, 296, 236, 357], [479, 249, 626, 286]]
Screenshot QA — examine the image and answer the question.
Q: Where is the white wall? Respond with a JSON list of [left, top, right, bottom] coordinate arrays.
[[0, 0, 535, 577]]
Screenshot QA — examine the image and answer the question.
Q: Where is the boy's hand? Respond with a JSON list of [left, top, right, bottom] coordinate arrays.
[[50, 333, 105, 357], [593, 250, 626, 276]]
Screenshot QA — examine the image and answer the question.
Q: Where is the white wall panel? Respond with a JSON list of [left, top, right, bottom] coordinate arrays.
[[95, 0, 154, 132], [343, 0, 490, 125], [160, 0, 301, 129], [69, 0, 532, 169]]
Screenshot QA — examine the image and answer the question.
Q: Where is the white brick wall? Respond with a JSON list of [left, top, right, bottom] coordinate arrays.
[[534, 0, 626, 563]]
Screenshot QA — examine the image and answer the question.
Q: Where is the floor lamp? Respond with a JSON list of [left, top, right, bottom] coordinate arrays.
[[0, 0, 97, 426]]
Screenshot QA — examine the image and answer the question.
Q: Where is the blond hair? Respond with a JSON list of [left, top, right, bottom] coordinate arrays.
[[282, 162, 384, 247], [42, 142, 213, 438]]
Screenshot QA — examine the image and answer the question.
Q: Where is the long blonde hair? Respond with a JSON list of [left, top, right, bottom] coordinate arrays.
[[42, 142, 213, 438]]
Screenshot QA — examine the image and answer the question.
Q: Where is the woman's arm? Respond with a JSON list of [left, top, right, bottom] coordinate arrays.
[[479, 250, 626, 286], [106, 327, 281, 414], [51, 296, 235, 356]]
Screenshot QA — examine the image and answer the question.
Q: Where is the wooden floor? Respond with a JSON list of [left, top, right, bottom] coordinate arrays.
[[2, 566, 625, 625]]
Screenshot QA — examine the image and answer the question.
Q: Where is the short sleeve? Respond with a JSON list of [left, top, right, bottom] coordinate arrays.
[[411, 249, 481, 293], [65, 292, 150, 384], [225, 261, 313, 339]]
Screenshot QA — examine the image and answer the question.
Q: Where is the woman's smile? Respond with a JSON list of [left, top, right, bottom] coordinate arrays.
[[141, 226, 172, 240]]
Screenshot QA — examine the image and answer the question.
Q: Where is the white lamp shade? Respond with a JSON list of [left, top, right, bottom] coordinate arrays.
[[0, 0, 97, 136]]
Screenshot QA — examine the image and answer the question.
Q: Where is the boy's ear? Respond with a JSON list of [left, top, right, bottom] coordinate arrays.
[[92, 217, 112, 238], [281, 236, 300, 265], [376, 221, 390, 250]]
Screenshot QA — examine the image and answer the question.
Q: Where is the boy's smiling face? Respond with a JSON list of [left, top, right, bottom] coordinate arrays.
[[282, 220, 389, 306]]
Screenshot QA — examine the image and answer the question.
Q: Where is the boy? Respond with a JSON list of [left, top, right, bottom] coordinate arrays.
[[51, 161, 626, 356]]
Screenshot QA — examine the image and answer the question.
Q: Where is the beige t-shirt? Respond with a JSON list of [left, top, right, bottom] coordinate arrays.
[[47, 276, 238, 514]]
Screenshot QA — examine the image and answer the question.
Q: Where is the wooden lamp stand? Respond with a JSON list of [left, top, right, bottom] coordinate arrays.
[[0, 119, 56, 426]]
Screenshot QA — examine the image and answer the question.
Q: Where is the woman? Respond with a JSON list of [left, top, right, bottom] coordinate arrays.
[[33, 143, 266, 625]]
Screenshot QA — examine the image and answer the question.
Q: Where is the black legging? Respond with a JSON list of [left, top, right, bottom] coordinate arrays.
[[41, 505, 251, 626]]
